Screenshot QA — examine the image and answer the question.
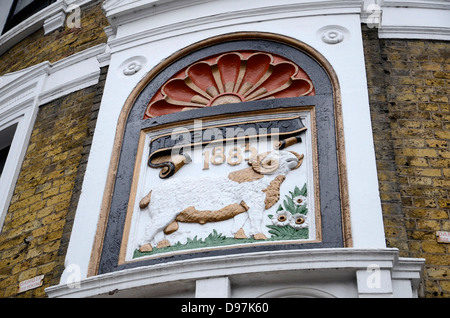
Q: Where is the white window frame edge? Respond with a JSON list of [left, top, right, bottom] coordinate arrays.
[[0, 0, 97, 56], [0, 43, 109, 231]]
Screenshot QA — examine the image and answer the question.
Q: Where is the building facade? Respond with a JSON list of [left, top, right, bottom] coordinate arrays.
[[0, 0, 448, 298]]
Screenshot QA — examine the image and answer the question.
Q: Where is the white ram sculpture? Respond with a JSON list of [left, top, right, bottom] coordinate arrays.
[[138, 150, 303, 250]]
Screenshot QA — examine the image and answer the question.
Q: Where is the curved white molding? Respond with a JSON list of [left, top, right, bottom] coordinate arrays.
[[103, 0, 363, 52], [257, 286, 338, 298], [45, 248, 424, 298]]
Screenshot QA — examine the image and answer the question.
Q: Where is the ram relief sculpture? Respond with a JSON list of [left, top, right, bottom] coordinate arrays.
[[137, 147, 306, 253]]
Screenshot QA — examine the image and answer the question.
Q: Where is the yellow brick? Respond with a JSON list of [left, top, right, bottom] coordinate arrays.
[[426, 266, 450, 279], [28, 201, 46, 213], [425, 78, 446, 86], [430, 95, 449, 103], [398, 167, 442, 177], [41, 211, 65, 226], [45, 191, 72, 207], [18, 188, 36, 201], [409, 176, 434, 186], [6, 212, 37, 230], [420, 62, 442, 71], [31, 225, 48, 239], [59, 182, 74, 193], [434, 71, 450, 79], [43, 240, 60, 253], [440, 281, 450, 294], [434, 179, 450, 187], [36, 261, 57, 276], [434, 130, 450, 139], [18, 267, 37, 282], [9, 194, 42, 212], [4, 285, 19, 298], [47, 219, 66, 233], [426, 139, 448, 148], [413, 198, 437, 208], [397, 93, 429, 102], [438, 150, 450, 159], [11, 261, 31, 275], [408, 157, 429, 167], [407, 208, 448, 220], [399, 148, 437, 157], [437, 199, 450, 209], [443, 169, 450, 178], [46, 146, 63, 157], [417, 219, 441, 230], [42, 187, 59, 199], [422, 241, 446, 254]]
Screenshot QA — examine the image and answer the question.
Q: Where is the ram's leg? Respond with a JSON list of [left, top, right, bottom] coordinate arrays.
[[232, 212, 248, 239], [139, 223, 159, 252], [144, 223, 158, 246], [248, 201, 267, 240], [153, 231, 170, 248]]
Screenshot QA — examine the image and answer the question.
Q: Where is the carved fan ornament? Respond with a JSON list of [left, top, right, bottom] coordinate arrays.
[[143, 51, 315, 118]]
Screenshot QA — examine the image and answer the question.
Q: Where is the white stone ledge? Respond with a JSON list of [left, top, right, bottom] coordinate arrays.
[[45, 248, 425, 298]]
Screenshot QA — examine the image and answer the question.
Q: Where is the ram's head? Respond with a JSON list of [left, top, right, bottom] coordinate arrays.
[[249, 150, 304, 175]]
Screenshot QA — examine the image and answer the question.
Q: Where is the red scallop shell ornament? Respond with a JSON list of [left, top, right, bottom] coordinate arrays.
[[144, 51, 315, 118]]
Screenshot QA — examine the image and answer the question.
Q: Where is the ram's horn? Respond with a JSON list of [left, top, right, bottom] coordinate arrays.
[[149, 153, 192, 179], [289, 151, 304, 170], [249, 151, 279, 174]]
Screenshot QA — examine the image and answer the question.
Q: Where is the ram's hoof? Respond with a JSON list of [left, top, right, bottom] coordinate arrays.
[[234, 228, 248, 239], [253, 233, 267, 240], [139, 243, 153, 252], [157, 239, 170, 248]]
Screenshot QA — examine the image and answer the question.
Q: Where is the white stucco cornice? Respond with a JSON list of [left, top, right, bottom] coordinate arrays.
[[378, 0, 450, 40]]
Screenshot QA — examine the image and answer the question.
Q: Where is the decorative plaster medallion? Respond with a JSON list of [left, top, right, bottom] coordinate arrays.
[[318, 25, 349, 44], [144, 51, 315, 118], [119, 56, 146, 76], [322, 30, 344, 44], [123, 62, 142, 75]]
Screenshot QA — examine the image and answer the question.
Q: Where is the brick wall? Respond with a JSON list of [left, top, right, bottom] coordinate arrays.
[[363, 25, 450, 298], [0, 67, 107, 297], [0, 0, 107, 297]]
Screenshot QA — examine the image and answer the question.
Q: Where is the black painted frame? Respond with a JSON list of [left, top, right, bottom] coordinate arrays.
[[98, 39, 343, 274]]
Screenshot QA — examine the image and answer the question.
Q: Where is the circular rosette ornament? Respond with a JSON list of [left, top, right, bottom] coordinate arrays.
[[290, 214, 308, 229], [144, 51, 315, 118], [272, 210, 291, 226]]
